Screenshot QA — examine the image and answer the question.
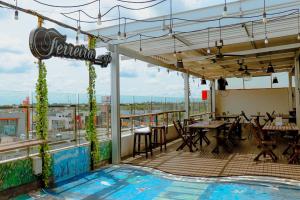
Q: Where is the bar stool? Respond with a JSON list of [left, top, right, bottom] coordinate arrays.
[[133, 127, 153, 158], [151, 125, 167, 152]]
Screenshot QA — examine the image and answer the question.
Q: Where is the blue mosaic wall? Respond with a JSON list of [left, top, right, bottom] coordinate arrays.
[[52, 146, 90, 183]]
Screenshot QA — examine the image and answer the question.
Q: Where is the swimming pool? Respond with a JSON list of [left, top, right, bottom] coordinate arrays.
[[13, 165, 300, 200]]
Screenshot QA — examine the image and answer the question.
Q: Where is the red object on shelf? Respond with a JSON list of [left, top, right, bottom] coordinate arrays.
[[202, 90, 208, 100]]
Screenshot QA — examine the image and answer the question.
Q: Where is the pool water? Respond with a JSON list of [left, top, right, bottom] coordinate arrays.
[[13, 165, 300, 200]]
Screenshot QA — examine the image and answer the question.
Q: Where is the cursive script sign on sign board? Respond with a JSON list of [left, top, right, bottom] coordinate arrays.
[[29, 27, 111, 67]]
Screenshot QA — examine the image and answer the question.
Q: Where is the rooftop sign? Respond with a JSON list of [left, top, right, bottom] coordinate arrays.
[[29, 27, 111, 67]]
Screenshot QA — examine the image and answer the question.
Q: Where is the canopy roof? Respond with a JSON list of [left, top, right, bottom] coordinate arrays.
[[90, 0, 300, 79]]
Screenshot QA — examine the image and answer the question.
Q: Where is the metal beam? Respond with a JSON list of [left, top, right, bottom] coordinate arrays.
[[288, 72, 294, 110], [171, 44, 299, 64], [184, 73, 190, 119], [294, 52, 300, 130], [111, 45, 121, 164], [106, 44, 202, 77]]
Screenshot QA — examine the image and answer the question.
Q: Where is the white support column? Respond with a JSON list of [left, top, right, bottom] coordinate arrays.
[[184, 73, 190, 119], [295, 53, 300, 129], [288, 72, 293, 111], [111, 45, 121, 164], [210, 80, 216, 117]]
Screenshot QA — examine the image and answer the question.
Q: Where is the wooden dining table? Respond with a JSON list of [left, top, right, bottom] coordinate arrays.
[[215, 114, 240, 120], [263, 122, 299, 155], [189, 120, 225, 153]]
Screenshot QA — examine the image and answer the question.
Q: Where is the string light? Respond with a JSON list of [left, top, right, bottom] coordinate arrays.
[[117, 31, 121, 40], [262, 0, 267, 24], [169, 0, 173, 36], [76, 20, 80, 44], [207, 28, 210, 54], [139, 34, 142, 51], [76, 35, 79, 45], [173, 34, 176, 57], [223, 0, 227, 17], [97, 0, 101, 25], [117, 5, 121, 40], [77, 11, 81, 36], [264, 23, 268, 45], [14, 0, 18, 20], [122, 18, 127, 39]]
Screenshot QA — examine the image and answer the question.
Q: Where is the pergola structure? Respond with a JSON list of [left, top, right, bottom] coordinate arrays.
[[89, 0, 300, 164]]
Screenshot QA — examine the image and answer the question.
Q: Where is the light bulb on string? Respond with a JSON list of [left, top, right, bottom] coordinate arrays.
[[122, 32, 127, 40], [14, 10, 18, 20], [264, 36, 269, 44], [77, 25, 81, 36], [262, 12, 267, 24], [222, 0, 227, 17], [14, 0, 18, 20], [97, 0, 101, 26], [97, 13, 102, 26], [223, 6, 227, 17], [76, 35, 79, 45], [207, 48, 211, 54], [117, 31, 121, 40]]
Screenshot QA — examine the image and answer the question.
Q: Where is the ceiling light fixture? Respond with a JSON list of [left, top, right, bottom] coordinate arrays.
[[267, 63, 274, 73], [177, 59, 184, 68], [272, 76, 278, 84], [201, 77, 207, 85]]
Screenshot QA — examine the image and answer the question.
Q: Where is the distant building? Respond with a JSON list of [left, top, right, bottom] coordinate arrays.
[[0, 112, 26, 141]]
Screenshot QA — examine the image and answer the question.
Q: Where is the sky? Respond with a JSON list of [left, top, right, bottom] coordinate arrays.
[[0, 0, 241, 103]]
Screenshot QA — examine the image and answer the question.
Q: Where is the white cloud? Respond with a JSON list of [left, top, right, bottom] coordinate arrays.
[[0, 0, 211, 100]]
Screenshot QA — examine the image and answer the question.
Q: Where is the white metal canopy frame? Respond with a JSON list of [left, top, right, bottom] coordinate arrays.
[[90, 0, 300, 79]]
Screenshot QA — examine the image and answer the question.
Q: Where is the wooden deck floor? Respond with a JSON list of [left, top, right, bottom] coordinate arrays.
[[123, 128, 300, 181]]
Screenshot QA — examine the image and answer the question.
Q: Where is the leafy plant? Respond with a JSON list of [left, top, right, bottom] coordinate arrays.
[[36, 61, 51, 187], [86, 37, 100, 170]]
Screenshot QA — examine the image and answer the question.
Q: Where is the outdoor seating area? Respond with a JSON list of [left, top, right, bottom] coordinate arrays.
[[124, 112, 300, 180], [129, 111, 300, 164]]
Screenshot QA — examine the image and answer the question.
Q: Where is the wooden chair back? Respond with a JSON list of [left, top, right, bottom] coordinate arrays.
[[252, 119, 263, 144], [266, 112, 274, 123], [241, 111, 251, 122]]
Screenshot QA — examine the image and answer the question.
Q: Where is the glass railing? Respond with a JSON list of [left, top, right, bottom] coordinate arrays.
[[0, 93, 209, 161], [120, 110, 185, 136]]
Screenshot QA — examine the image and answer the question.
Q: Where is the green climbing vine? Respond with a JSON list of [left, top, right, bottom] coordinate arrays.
[[86, 37, 100, 170], [36, 61, 51, 187]]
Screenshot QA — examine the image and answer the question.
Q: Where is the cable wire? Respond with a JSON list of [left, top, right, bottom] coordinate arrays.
[[32, 0, 98, 8]]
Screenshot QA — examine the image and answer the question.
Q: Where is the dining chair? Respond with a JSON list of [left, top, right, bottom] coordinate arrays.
[[253, 119, 277, 162], [241, 111, 255, 140], [173, 120, 197, 152], [289, 144, 300, 164], [214, 121, 237, 153]]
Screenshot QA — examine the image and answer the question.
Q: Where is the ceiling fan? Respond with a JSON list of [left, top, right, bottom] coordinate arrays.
[[209, 40, 245, 62]]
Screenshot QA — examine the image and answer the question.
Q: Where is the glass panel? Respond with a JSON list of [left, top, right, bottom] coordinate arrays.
[[226, 78, 243, 89], [244, 76, 271, 89]]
